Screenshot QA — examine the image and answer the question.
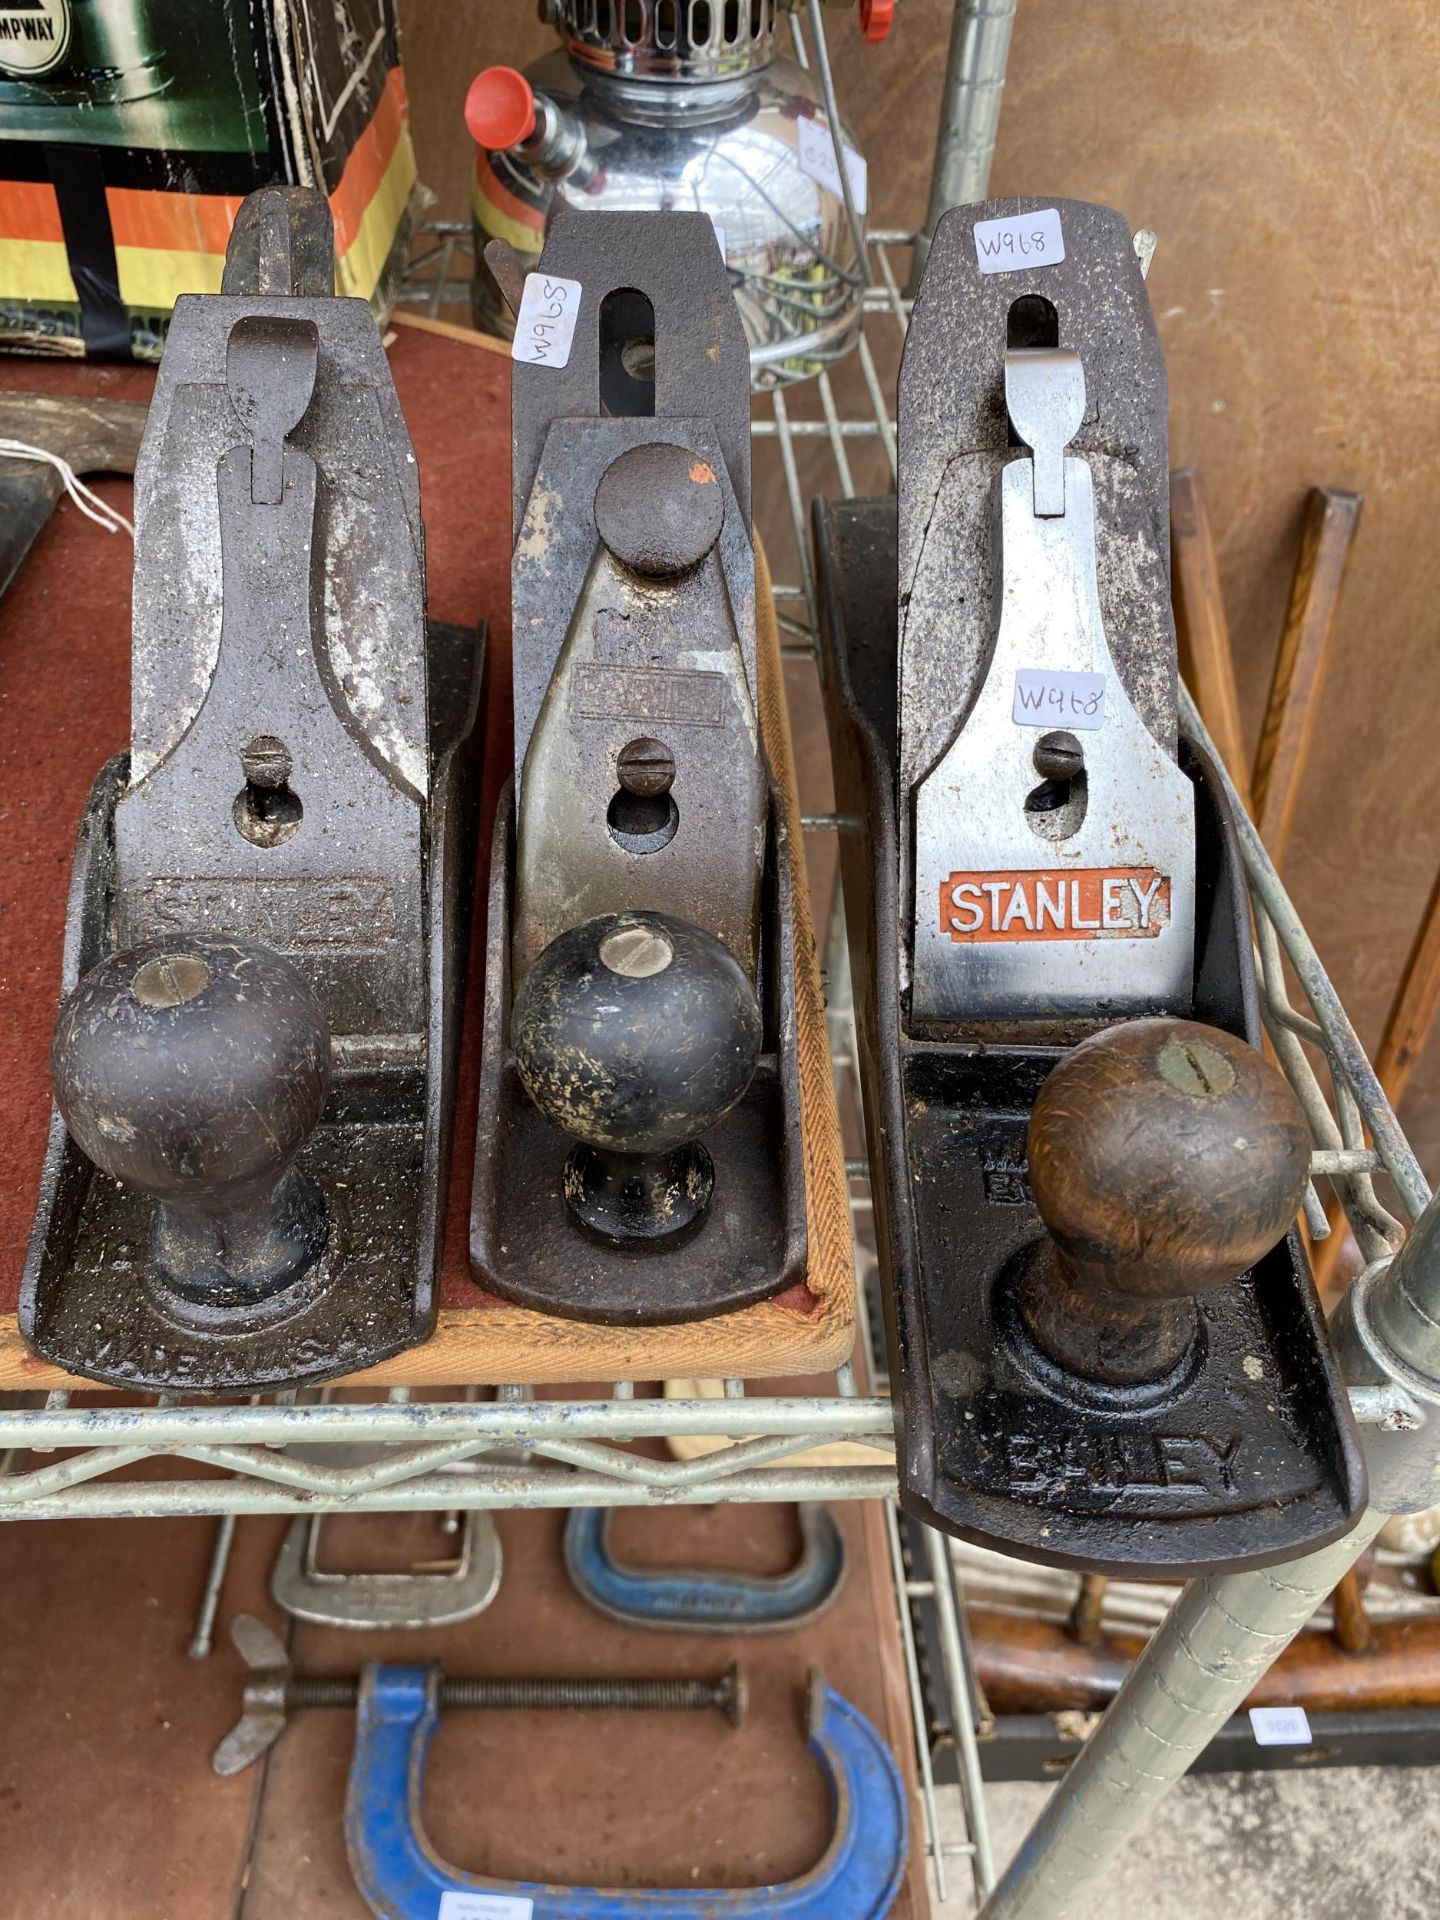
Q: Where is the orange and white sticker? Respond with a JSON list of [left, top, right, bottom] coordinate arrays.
[[940, 867, 1171, 943]]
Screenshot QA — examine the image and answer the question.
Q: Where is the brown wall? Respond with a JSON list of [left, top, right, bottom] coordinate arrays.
[[398, 0, 1440, 1175]]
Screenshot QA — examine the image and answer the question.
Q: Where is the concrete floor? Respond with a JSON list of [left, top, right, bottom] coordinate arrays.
[[935, 1768, 1440, 1918]]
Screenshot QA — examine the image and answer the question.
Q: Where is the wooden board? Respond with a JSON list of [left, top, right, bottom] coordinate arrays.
[[0, 1492, 928, 1918]]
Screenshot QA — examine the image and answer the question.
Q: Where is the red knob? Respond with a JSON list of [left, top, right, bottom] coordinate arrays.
[[859, 0, 894, 42], [465, 67, 537, 151]]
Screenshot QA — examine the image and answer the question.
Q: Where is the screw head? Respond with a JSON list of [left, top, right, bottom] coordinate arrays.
[[241, 735, 293, 791], [598, 924, 674, 980], [720, 1659, 749, 1730], [616, 736, 675, 799], [131, 953, 212, 1010], [1158, 1033, 1238, 1099], [1032, 730, 1084, 782]]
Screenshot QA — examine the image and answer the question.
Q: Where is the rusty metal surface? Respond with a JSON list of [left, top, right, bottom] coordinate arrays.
[[21, 187, 485, 1391], [507, 215, 764, 983], [21, 617, 482, 1391], [508, 207, 751, 542], [219, 187, 335, 298], [472, 208, 808, 1324], [122, 202, 430, 1042], [130, 225, 427, 807], [510, 407, 765, 980]]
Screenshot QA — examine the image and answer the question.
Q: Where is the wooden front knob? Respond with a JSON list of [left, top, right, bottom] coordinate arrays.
[[1018, 1018, 1311, 1385]]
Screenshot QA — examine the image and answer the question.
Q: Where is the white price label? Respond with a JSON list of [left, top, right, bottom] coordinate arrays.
[[1013, 669, 1106, 731], [512, 273, 582, 369], [437, 1894, 534, 1920], [797, 117, 869, 216], [974, 208, 1065, 274], [1248, 1706, 1312, 1747]]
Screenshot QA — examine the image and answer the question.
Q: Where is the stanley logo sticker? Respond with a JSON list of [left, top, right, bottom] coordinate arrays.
[[940, 867, 1171, 943]]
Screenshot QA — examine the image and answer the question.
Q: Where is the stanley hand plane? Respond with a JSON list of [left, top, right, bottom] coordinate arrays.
[[817, 199, 1364, 1574]]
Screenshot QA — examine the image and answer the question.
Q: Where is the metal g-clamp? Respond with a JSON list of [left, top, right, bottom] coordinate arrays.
[[345, 1664, 907, 1920], [272, 1508, 503, 1631], [563, 1503, 846, 1632]]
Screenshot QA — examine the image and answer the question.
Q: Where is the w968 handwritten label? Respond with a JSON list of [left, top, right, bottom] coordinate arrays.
[[1013, 668, 1105, 730], [974, 208, 1065, 274], [512, 273, 582, 369]]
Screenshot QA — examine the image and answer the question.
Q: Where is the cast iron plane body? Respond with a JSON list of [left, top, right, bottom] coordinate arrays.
[[22, 188, 485, 1392], [816, 200, 1364, 1574], [470, 210, 806, 1323]]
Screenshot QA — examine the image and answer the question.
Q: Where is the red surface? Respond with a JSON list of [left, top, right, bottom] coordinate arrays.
[[0, 326, 514, 1318], [464, 66, 537, 152]]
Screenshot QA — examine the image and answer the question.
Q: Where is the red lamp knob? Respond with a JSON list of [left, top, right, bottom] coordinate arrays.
[[465, 67, 537, 151], [859, 0, 894, 42]]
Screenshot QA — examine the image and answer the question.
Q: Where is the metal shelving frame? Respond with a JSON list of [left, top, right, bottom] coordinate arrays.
[[0, 6, 1426, 1911]]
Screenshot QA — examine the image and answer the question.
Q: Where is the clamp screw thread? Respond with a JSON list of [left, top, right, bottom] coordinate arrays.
[[282, 1662, 745, 1727], [286, 1677, 359, 1709]]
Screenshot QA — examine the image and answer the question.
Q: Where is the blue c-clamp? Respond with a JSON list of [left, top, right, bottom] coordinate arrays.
[[345, 1662, 907, 1919], [563, 1503, 847, 1633]]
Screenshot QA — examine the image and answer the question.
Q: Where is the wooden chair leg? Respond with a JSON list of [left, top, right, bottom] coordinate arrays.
[[1170, 467, 1253, 812], [1250, 487, 1362, 862]]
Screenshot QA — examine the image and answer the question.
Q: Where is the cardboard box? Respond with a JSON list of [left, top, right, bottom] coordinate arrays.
[[0, 0, 417, 358]]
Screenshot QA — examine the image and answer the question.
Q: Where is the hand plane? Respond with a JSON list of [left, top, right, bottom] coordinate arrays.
[[470, 209, 807, 1323], [21, 187, 485, 1392], [816, 199, 1364, 1573]]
